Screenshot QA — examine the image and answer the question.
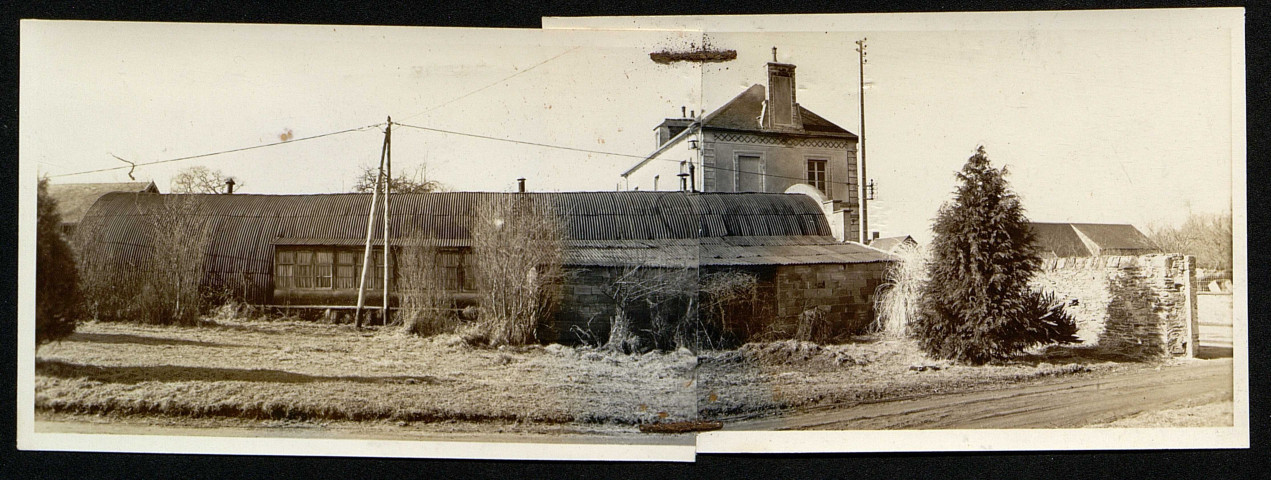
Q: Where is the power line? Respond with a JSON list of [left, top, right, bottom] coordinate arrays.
[[396, 46, 580, 124], [394, 121, 856, 188], [393, 121, 647, 159], [49, 123, 385, 179]]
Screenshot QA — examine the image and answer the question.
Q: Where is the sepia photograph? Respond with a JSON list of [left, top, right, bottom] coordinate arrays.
[[18, 8, 1247, 461]]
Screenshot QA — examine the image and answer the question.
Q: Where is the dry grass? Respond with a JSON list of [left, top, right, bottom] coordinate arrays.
[[872, 243, 927, 336], [35, 318, 696, 429], [1086, 399, 1233, 428], [696, 337, 1137, 420]]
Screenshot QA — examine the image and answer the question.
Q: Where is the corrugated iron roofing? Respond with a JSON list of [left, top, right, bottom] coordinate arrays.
[[78, 191, 882, 302]]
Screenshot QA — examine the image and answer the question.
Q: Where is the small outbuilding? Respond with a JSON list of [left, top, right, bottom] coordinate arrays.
[[867, 235, 918, 253]]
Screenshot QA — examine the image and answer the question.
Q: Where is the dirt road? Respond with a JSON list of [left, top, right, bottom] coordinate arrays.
[[727, 358, 1233, 430]]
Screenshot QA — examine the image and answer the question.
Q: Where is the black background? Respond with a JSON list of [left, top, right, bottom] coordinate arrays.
[[2, 1, 1264, 478]]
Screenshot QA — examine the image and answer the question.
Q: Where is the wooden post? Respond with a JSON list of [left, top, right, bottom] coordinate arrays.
[[355, 123, 390, 328], [382, 117, 392, 325]]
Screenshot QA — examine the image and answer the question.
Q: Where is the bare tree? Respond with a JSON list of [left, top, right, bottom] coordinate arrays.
[[601, 264, 698, 353], [1147, 213, 1233, 272], [698, 271, 760, 349], [352, 166, 444, 194], [143, 196, 213, 324], [171, 166, 236, 194], [398, 233, 458, 336], [76, 195, 212, 324], [469, 196, 564, 346]]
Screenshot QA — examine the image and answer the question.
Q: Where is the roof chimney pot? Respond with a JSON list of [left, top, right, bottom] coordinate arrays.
[[517, 177, 526, 193], [225, 178, 235, 194]]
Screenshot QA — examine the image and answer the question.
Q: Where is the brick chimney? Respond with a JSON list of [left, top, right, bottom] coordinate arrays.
[[764, 50, 802, 131]]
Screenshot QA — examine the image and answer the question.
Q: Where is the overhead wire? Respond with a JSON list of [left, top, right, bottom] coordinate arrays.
[[393, 121, 858, 188], [395, 46, 581, 124], [49, 123, 386, 178]]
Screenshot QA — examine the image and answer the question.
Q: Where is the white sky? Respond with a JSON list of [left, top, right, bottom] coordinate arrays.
[[21, 11, 1242, 243]]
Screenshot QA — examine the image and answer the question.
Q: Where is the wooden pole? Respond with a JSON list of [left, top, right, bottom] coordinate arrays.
[[355, 123, 390, 328], [855, 38, 869, 243], [382, 117, 392, 324]]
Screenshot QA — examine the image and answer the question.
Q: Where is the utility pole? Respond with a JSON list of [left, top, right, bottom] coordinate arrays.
[[855, 37, 869, 244], [356, 118, 390, 328], [382, 117, 392, 325]]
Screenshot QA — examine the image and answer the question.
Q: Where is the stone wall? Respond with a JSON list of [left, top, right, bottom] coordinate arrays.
[[774, 262, 888, 336], [551, 262, 889, 346], [1031, 254, 1198, 358]]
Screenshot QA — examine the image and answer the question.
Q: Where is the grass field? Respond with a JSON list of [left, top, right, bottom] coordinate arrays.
[[33, 313, 1188, 434], [35, 318, 697, 432], [694, 338, 1157, 421]]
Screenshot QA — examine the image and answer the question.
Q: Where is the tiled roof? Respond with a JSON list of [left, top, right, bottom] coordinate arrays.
[[1030, 222, 1159, 257], [700, 84, 856, 138], [1069, 223, 1158, 252]]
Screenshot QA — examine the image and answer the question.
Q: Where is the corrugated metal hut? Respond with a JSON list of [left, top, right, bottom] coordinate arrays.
[[78, 191, 891, 342]]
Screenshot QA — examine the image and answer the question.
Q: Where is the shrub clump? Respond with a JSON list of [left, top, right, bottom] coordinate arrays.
[[36, 177, 82, 345], [469, 196, 565, 346], [914, 147, 1078, 364]]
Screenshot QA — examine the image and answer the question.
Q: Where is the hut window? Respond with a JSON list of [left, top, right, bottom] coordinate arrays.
[[462, 252, 476, 291], [440, 251, 463, 291], [315, 251, 333, 288], [294, 251, 313, 288], [275, 251, 294, 289], [354, 249, 385, 290], [335, 252, 356, 288], [373, 250, 386, 290]]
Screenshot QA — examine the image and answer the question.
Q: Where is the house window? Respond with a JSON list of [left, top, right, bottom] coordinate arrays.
[[736, 154, 764, 192], [807, 159, 828, 194], [335, 252, 356, 288], [275, 251, 294, 289]]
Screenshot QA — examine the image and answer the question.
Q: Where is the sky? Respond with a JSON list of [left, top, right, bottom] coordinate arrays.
[[21, 11, 1242, 243]]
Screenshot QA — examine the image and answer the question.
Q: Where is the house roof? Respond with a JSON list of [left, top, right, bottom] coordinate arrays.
[[700, 84, 856, 138], [46, 181, 158, 225], [622, 84, 857, 177], [1030, 222, 1158, 257], [867, 235, 915, 252], [79, 191, 889, 302], [1068, 223, 1158, 252]]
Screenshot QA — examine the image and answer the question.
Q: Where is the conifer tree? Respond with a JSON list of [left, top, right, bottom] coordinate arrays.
[[915, 147, 1078, 364], [36, 177, 82, 345]]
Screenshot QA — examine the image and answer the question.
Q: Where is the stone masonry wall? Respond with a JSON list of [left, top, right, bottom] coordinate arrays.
[[553, 262, 889, 346], [1031, 254, 1198, 358], [774, 262, 888, 337]]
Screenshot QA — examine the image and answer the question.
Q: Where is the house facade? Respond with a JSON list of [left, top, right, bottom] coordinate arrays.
[[621, 58, 863, 242], [78, 191, 892, 345]]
